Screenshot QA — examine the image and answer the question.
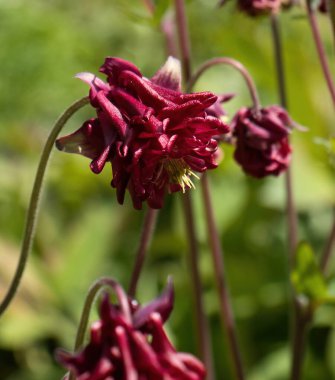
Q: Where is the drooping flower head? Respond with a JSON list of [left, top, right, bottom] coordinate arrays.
[[56, 57, 229, 209], [231, 105, 293, 177], [56, 279, 206, 380]]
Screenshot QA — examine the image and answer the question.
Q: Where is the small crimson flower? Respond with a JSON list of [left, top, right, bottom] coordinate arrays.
[[56, 57, 229, 209], [231, 105, 293, 178], [56, 280, 206, 380]]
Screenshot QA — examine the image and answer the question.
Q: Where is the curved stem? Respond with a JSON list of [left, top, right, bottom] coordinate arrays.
[[307, 1, 335, 107], [201, 174, 245, 380], [0, 97, 89, 317], [68, 277, 123, 380], [128, 208, 159, 298], [187, 57, 261, 111], [182, 193, 215, 380], [320, 206, 335, 274]]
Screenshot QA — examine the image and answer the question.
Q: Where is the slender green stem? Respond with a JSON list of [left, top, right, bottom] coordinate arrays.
[[0, 97, 89, 317], [187, 57, 261, 111], [306, 1, 335, 107], [128, 208, 159, 298], [201, 174, 245, 380], [182, 193, 215, 380]]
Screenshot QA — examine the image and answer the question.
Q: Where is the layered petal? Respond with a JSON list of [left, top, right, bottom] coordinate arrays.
[[56, 56, 231, 209]]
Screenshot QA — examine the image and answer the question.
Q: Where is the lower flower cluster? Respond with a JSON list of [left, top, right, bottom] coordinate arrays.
[[57, 280, 205, 380]]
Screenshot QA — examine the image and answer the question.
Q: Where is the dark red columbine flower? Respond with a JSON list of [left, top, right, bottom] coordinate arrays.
[[56, 280, 206, 380], [56, 57, 229, 209], [231, 105, 293, 178]]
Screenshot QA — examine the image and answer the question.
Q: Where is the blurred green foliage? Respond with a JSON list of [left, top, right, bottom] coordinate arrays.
[[0, 0, 334, 379]]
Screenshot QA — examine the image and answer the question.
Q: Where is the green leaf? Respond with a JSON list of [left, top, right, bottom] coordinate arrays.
[[291, 242, 333, 306]]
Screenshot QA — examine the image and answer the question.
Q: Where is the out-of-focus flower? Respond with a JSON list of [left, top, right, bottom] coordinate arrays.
[[218, 0, 282, 16], [57, 279, 206, 380], [231, 105, 292, 177], [56, 57, 229, 209]]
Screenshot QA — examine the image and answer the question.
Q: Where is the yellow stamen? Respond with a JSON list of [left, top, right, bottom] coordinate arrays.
[[164, 158, 199, 193]]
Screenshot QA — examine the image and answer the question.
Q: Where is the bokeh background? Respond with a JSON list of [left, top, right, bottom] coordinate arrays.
[[0, 0, 334, 379]]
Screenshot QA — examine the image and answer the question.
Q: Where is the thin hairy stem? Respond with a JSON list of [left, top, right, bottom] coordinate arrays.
[[0, 96, 89, 317], [307, 1, 335, 106], [187, 57, 261, 111], [201, 174, 245, 380], [320, 206, 335, 274], [182, 193, 215, 380], [128, 208, 159, 298]]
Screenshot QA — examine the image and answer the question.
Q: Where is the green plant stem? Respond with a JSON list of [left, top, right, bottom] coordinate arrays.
[[270, 13, 306, 380], [306, 1, 335, 107], [128, 208, 159, 298], [187, 57, 261, 111], [0, 96, 89, 318], [182, 193, 215, 380], [201, 174, 245, 380]]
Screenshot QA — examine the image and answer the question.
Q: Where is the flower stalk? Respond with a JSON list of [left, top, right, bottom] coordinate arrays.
[[128, 207, 159, 298], [0, 96, 89, 317], [182, 193, 216, 380], [187, 57, 261, 111], [174, 1, 245, 379], [270, 13, 307, 380], [306, 0, 335, 107], [201, 174, 245, 380]]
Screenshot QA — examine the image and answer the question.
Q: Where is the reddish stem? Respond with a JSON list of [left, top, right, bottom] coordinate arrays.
[[307, 1, 335, 107], [201, 174, 245, 380], [128, 208, 159, 298], [182, 194, 216, 380], [188, 57, 261, 111]]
